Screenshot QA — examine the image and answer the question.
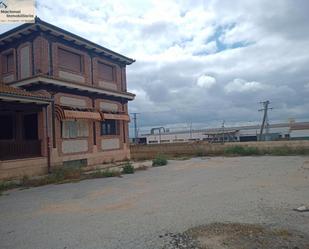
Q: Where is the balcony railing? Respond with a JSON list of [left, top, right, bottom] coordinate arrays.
[[0, 140, 42, 160]]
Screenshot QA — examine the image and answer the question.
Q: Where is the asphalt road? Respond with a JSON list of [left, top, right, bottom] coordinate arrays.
[[0, 156, 308, 249]]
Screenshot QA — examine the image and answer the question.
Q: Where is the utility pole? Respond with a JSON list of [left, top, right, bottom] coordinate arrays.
[[131, 113, 140, 144], [258, 101, 272, 141], [221, 120, 225, 144]]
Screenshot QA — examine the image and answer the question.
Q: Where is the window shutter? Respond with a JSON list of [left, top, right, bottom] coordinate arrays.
[[58, 48, 82, 73], [98, 62, 114, 81]]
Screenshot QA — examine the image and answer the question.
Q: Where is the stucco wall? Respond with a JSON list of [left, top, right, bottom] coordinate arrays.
[[101, 138, 120, 150], [62, 139, 88, 154]]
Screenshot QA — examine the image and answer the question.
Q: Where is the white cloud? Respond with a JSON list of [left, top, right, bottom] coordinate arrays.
[[224, 78, 266, 93], [1, 0, 308, 130], [196, 75, 217, 88]]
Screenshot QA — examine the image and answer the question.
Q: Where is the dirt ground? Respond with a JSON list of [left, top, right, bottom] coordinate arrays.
[[163, 222, 309, 249], [0, 156, 309, 249]]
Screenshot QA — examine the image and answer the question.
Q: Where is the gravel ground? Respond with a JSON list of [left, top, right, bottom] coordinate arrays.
[[0, 156, 309, 249]]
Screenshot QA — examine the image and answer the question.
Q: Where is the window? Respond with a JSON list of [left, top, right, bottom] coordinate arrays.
[[58, 48, 83, 73], [23, 113, 38, 140], [98, 62, 114, 82], [0, 115, 14, 140], [62, 120, 89, 138], [101, 120, 118, 135], [1, 52, 14, 74]]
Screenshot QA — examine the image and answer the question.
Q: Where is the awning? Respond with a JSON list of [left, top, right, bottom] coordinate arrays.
[[55, 105, 130, 121], [64, 110, 102, 121], [55, 105, 101, 121], [102, 113, 130, 122]]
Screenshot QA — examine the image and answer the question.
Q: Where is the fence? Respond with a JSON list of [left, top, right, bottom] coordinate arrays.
[[130, 140, 309, 160]]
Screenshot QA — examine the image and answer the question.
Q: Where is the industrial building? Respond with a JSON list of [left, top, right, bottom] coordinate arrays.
[[140, 121, 309, 144]]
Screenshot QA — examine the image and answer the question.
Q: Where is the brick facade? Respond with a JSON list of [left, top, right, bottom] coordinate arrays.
[[0, 18, 135, 180]]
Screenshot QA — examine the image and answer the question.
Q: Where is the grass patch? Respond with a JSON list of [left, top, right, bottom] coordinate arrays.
[[269, 146, 292, 156], [152, 154, 168, 167], [0, 181, 18, 195], [196, 149, 206, 157], [0, 166, 122, 195], [122, 162, 135, 174], [224, 146, 261, 156]]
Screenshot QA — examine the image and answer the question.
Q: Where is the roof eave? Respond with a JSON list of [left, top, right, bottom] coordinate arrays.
[[0, 17, 135, 65], [8, 75, 136, 100]]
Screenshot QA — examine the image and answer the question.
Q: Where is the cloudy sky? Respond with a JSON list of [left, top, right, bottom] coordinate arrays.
[[1, 0, 309, 134]]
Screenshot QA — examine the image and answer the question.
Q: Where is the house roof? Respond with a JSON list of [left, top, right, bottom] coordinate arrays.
[[0, 17, 135, 65], [0, 84, 51, 104]]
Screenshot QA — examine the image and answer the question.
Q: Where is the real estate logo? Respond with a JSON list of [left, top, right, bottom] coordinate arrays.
[[0, 1, 8, 9], [0, 0, 35, 23]]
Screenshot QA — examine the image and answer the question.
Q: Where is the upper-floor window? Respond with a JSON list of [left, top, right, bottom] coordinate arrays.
[[101, 120, 119, 136], [58, 48, 83, 73], [98, 62, 114, 82], [1, 52, 14, 74]]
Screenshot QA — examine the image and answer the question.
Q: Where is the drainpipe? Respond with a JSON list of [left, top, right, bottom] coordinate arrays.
[[45, 105, 51, 173]]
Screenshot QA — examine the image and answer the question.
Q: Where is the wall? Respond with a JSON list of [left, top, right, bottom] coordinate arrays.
[[130, 140, 309, 160], [0, 32, 127, 94]]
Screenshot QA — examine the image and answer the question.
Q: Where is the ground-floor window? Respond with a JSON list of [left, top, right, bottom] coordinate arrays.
[[62, 120, 89, 138], [101, 120, 119, 135], [0, 114, 14, 140]]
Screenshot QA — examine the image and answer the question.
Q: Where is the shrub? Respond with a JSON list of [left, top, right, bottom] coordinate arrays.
[[122, 162, 135, 174], [152, 154, 168, 167]]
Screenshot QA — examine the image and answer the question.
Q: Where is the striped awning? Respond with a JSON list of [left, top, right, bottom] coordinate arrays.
[[64, 110, 102, 121], [102, 113, 130, 122], [55, 105, 130, 121], [55, 105, 101, 121]]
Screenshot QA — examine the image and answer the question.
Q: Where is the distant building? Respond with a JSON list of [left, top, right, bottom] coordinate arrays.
[[139, 122, 309, 144], [0, 17, 135, 180]]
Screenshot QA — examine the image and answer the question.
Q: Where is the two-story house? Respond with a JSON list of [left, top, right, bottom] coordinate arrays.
[[0, 17, 135, 180]]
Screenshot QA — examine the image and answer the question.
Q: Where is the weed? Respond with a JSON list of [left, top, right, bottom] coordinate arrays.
[[0, 181, 18, 195], [52, 166, 82, 180], [152, 154, 168, 167], [89, 170, 121, 178], [122, 162, 135, 174]]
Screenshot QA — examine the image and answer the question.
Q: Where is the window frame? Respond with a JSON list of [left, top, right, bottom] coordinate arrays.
[[58, 47, 84, 74], [100, 120, 119, 136], [1, 51, 14, 74], [61, 120, 89, 139]]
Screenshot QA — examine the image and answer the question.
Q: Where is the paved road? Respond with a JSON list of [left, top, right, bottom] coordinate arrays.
[[1, 156, 309, 249]]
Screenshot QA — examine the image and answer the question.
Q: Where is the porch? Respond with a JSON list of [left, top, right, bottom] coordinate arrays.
[[0, 84, 52, 162]]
